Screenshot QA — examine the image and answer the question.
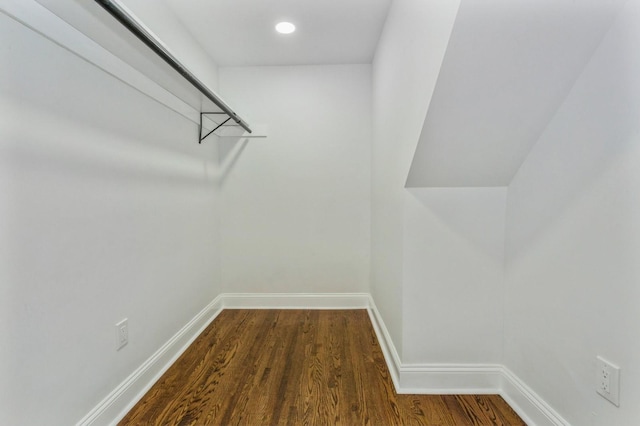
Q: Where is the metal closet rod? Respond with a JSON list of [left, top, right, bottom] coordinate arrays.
[[94, 0, 252, 134]]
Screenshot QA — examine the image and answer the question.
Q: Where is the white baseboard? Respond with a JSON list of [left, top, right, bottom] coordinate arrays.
[[76, 295, 224, 426], [222, 292, 371, 309], [366, 296, 402, 390], [78, 292, 568, 426], [77, 292, 368, 425], [500, 367, 570, 426], [397, 364, 503, 394], [366, 297, 501, 394], [366, 298, 569, 426]]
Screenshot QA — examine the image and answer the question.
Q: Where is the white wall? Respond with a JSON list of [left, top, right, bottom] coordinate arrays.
[[0, 10, 223, 425], [405, 0, 626, 188], [403, 188, 505, 364], [505, 0, 640, 423], [34, 0, 220, 103], [371, 0, 460, 357], [122, 0, 220, 91], [8, 0, 639, 423], [217, 65, 371, 294]]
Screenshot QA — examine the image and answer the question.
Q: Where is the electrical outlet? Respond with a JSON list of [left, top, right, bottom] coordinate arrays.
[[115, 318, 128, 351], [596, 356, 620, 406]]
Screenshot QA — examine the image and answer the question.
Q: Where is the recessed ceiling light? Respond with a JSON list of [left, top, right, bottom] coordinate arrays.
[[275, 22, 296, 34]]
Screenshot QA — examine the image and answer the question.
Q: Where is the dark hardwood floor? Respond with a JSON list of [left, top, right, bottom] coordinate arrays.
[[120, 309, 525, 425]]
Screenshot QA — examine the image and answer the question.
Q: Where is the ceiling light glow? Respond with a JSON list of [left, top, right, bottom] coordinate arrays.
[[275, 22, 296, 34]]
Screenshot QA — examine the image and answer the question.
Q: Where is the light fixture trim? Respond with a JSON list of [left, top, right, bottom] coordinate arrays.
[[275, 21, 296, 34]]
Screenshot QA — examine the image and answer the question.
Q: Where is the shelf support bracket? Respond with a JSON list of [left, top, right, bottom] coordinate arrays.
[[199, 112, 233, 144]]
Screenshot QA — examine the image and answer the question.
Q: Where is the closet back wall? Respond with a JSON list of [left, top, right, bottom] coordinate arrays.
[[0, 12, 222, 425], [218, 65, 371, 294]]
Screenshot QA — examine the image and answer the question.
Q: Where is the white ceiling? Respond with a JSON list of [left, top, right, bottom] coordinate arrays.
[[164, 0, 392, 66], [406, 0, 628, 188]]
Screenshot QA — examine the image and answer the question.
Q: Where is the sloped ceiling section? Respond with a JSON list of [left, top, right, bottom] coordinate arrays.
[[406, 0, 627, 188]]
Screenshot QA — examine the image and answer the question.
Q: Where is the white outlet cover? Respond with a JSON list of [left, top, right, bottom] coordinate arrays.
[[116, 318, 129, 351], [596, 356, 620, 406]]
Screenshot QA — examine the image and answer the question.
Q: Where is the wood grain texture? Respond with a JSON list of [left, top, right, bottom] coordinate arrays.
[[120, 310, 525, 425]]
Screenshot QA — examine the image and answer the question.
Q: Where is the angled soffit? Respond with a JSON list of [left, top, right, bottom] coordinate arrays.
[[406, 0, 627, 188]]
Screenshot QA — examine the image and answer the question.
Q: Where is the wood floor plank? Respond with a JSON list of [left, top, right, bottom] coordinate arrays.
[[120, 309, 526, 426]]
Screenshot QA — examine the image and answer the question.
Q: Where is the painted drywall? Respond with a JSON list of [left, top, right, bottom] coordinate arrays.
[[371, 0, 461, 358], [403, 188, 505, 364], [217, 65, 371, 294], [0, 10, 223, 425], [406, 0, 626, 188], [505, 0, 640, 423], [164, 0, 391, 67], [34, 0, 221, 106], [119, 0, 220, 91]]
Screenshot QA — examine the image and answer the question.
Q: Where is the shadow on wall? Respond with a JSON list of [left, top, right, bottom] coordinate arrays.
[[1, 7, 228, 191], [505, 16, 640, 265], [1, 97, 221, 190], [405, 187, 507, 265], [215, 137, 248, 187], [506, 139, 638, 266]]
